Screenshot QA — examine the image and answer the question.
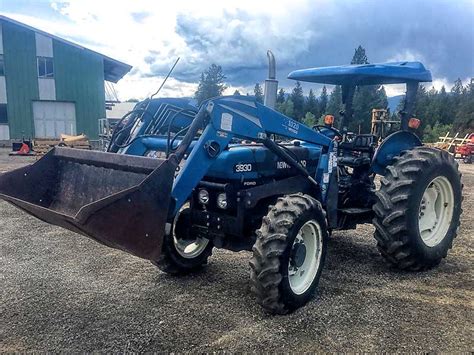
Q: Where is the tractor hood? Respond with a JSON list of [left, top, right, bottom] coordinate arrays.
[[288, 61, 432, 85]]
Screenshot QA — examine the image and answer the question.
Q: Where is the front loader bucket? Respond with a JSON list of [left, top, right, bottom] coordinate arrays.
[[0, 147, 178, 261]]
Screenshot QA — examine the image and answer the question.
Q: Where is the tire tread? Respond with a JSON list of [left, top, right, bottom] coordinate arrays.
[[372, 147, 462, 271], [250, 193, 326, 314]]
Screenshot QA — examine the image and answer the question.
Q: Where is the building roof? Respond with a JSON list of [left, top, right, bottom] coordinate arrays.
[[0, 15, 132, 83], [288, 62, 432, 86]]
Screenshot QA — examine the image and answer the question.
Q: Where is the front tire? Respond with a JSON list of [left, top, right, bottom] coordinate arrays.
[[373, 147, 462, 270], [153, 208, 213, 275], [250, 194, 328, 314]]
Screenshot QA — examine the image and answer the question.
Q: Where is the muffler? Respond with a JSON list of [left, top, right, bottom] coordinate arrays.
[[0, 147, 177, 260], [264, 50, 278, 109]]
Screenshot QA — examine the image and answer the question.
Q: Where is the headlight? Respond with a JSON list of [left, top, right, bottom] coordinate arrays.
[[217, 193, 228, 209], [198, 189, 209, 205]]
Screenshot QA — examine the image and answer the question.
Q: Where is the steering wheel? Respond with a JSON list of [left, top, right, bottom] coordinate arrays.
[[313, 125, 343, 139]]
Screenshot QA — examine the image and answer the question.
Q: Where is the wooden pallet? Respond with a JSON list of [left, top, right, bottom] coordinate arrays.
[[434, 132, 472, 156], [33, 137, 91, 156], [436, 132, 470, 149]]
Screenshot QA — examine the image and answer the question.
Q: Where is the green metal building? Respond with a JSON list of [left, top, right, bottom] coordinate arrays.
[[0, 15, 131, 140]]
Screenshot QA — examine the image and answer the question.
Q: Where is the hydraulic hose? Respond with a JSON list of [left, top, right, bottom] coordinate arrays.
[[173, 106, 208, 162]]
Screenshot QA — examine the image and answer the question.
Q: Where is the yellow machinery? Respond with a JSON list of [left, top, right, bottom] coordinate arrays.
[[371, 109, 400, 140]]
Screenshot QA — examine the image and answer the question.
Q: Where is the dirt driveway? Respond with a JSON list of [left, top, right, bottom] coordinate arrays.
[[0, 148, 472, 352]]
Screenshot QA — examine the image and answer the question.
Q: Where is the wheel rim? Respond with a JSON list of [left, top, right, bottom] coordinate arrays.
[[288, 220, 323, 295], [173, 236, 209, 259], [418, 176, 454, 247], [172, 209, 209, 259]]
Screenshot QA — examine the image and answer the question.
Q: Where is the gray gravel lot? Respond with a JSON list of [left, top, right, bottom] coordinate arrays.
[[0, 148, 473, 352]]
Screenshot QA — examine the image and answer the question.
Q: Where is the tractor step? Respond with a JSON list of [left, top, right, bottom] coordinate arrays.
[[338, 207, 373, 215]]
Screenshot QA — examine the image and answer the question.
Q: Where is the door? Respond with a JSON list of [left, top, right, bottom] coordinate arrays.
[[33, 101, 76, 138]]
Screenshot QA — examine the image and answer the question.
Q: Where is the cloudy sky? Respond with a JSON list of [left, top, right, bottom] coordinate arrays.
[[1, 0, 473, 100]]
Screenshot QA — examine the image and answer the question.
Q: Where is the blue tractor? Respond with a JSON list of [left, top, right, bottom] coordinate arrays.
[[0, 53, 463, 314]]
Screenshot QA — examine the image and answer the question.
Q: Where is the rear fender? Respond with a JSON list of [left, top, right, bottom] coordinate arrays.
[[371, 131, 422, 175]]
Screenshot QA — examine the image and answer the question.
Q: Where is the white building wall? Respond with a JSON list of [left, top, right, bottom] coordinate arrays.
[[0, 23, 5, 103], [0, 124, 10, 140], [35, 33, 56, 101], [0, 76, 6, 104], [38, 78, 56, 100], [0, 23, 8, 140], [35, 33, 53, 57], [0, 23, 3, 54]]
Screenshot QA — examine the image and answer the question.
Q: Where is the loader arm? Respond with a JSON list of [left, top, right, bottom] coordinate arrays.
[[170, 96, 336, 216]]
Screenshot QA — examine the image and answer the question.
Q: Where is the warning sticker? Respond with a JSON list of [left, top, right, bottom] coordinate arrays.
[[328, 152, 337, 173], [221, 113, 233, 131], [323, 173, 330, 184]]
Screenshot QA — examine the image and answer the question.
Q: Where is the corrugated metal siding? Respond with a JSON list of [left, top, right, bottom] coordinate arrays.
[[2, 21, 39, 138], [54, 40, 105, 139]]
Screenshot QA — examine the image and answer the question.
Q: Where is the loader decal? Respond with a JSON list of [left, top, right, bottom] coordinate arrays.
[[277, 160, 307, 169], [221, 113, 233, 131], [234, 163, 254, 172]]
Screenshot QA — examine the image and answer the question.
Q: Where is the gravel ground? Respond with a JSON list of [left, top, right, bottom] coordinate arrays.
[[0, 148, 473, 352]]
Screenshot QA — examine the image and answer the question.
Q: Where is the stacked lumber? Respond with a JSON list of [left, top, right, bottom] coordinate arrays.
[[434, 132, 472, 155], [34, 134, 91, 156]]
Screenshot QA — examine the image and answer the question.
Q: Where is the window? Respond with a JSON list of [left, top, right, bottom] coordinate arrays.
[[37, 57, 54, 78], [0, 104, 7, 124], [0, 55, 4, 76]]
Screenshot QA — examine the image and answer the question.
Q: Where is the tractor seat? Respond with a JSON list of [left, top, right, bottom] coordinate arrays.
[[338, 134, 377, 168], [340, 134, 377, 152]]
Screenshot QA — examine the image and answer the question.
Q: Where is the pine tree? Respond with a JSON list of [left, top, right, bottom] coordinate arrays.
[[254, 83, 264, 103], [305, 89, 319, 117], [233, 89, 241, 96], [302, 112, 316, 127], [454, 79, 474, 132], [351, 45, 369, 65], [451, 78, 464, 95], [351, 85, 388, 132], [437, 86, 451, 125], [195, 64, 227, 104], [195, 73, 206, 102], [450, 78, 464, 116], [394, 78, 473, 139], [291, 81, 305, 120], [278, 98, 295, 119], [277, 88, 286, 104], [348, 46, 388, 132], [319, 86, 328, 115]]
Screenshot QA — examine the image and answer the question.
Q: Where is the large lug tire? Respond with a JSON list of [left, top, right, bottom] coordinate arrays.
[[152, 208, 213, 275], [373, 147, 463, 271], [250, 193, 328, 314]]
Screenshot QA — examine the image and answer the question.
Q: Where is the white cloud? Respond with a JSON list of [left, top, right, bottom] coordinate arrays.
[[3, 0, 472, 100], [387, 50, 425, 63], [3, 0, 331, 100]]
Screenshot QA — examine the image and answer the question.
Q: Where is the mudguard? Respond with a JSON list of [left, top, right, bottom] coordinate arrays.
[[371, 131, 422, 175]]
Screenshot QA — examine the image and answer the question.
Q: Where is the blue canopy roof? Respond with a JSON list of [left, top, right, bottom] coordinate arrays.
[[287, 62, 432, 86]]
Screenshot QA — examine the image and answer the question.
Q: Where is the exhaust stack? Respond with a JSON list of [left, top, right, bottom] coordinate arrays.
[[264, 50, 278, 109]]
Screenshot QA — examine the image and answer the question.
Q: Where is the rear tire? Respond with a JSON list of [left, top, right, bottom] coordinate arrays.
[[373, 147, 462, 271], [250, 194, 328, 314], [153, 208, 213, 275]]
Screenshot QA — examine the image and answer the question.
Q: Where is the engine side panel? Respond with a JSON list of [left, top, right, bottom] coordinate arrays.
[[205, 142, 322, 181]]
